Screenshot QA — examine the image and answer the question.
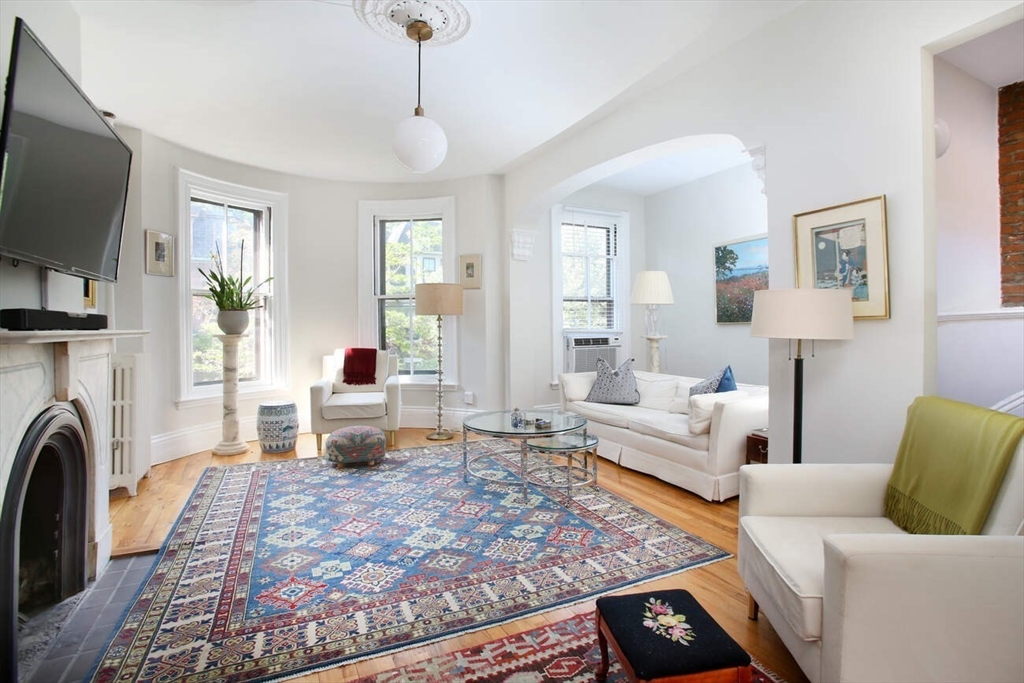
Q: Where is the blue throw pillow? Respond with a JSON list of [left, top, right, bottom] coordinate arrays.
[[717, 365, 737, 393], [689, 366, 727, 396]]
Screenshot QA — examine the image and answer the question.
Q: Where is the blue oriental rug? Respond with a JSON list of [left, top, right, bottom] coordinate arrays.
[[90, 440, 728, 682]]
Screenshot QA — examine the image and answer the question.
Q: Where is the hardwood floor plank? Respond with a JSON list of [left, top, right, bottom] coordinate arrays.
[[108, 429, 808, 683]]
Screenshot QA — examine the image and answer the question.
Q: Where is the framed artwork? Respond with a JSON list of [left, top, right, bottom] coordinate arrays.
[[714, 234, 768, 324], [460, 254, 481, 289], [794, 195, 889, 319], [145, 230, 174, 277], [83, 279, 97, 309]]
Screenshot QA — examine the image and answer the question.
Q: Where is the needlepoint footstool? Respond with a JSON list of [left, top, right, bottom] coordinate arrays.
[[595, 589, 752, 682], [324, 425, 387, 467]]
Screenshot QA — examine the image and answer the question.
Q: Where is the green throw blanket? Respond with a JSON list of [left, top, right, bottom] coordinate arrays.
[[885, 396, 1024, 535]]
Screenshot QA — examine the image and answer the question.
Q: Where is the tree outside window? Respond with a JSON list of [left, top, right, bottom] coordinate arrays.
[[377, 217, 443, 374]]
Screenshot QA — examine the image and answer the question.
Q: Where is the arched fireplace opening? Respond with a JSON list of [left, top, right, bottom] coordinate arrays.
[[1, 405, 89, 680]]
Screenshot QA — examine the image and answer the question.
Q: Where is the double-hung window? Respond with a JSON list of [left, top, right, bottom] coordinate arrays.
[[178, 170, 289, 403], [551, 205, 629, 380], [357, 197, 456, 380], [560, 207, 622, 331]]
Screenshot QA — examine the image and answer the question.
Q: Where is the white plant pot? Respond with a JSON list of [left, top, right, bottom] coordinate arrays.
[[217, 310, 250, 335]]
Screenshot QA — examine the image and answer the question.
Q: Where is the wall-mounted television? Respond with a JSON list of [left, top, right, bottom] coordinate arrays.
[[0, 17, 132, 284]]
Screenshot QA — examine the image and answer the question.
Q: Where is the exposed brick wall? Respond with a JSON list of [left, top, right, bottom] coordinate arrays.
[[999, 81, 1024, 307]]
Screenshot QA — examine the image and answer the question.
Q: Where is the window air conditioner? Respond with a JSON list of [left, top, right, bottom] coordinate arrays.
[[564, 334, 621, 373]]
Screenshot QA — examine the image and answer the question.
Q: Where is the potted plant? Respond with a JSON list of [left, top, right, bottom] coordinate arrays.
[[198, 241, 273, 334]]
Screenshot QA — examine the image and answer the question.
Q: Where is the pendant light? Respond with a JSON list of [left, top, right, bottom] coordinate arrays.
[[392, 19, 447, 173]]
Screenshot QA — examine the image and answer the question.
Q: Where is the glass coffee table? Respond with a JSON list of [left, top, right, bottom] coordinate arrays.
[[526, 432, 599, 498], [462, 410, 589, 500]]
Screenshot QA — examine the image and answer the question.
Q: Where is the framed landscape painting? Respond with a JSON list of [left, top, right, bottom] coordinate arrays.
[[715, 234, 768, 323], [794, 195, 889, 319]]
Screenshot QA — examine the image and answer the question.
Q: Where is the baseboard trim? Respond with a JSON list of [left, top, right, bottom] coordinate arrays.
[[150, 409, 484, 463]]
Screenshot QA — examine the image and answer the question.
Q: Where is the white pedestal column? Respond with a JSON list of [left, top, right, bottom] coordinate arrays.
[[213, 334, 249, 456], [642, 335, 668, 373]]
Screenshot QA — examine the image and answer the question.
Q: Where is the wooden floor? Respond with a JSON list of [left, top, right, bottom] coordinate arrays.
[[109, 429, 809, 683]]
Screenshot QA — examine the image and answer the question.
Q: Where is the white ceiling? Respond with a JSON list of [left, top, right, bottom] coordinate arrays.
[[69, 0, 803, 185], [938, 19, 1024, 89], [64, 2, 1023, 196]]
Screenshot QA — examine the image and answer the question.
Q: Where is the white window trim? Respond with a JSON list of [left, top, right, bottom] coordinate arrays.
[[176, 169, 290, 406], [550, 204, 630, 383], [357, 196, 458, 386]]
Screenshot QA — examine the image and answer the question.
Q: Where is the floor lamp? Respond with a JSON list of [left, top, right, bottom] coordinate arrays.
[[631, 271, 674, 373], [415, 283, 463, 440], [750, 289, 853, 463]]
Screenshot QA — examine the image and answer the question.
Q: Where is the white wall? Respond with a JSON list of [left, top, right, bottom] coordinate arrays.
[[504, 0, 1023, 465], [934, 56, 1024, 409], [644, 162, 768, 383], [119, 131, 505, 459]]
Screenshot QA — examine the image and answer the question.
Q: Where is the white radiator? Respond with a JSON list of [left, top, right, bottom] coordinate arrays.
[[110, 353, 150, 496]]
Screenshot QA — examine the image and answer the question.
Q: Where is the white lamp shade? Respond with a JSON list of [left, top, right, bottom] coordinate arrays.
[[415, 283, 463, 316], [393, 114, 448, 173], [750, 288, 854, 340], [631, 271, 674, 305]]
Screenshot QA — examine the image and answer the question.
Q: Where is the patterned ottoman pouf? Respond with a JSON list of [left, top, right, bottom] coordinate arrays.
[[324, 425, 387, 467]]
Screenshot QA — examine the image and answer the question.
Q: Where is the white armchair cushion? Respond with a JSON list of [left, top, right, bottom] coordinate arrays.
[[822, 534, 1024, 683], [322, 391, 387, 420], [739, 515, 904, 641], [688, 390, 747, 435], [560, 372, 596, 403]]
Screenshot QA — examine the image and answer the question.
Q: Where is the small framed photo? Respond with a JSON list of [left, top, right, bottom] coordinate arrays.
[[460, 254, 481, 289], [83, 279, 97, 309], [145, 230, 174, 277], [794, 195, 889, 320]]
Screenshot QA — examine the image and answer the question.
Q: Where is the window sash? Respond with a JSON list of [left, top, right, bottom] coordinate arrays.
[[188, 198, 273, 389], [374, 216, 444, 375], [561, 221, 618, 330]]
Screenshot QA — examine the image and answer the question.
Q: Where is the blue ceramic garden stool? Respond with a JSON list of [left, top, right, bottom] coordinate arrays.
[[256, 401, 299, 452], [324, 425, 387, 467], [595, 589, 751, 682]]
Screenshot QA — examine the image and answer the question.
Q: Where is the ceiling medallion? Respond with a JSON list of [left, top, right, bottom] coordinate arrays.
[[353, 0, 471, 46]]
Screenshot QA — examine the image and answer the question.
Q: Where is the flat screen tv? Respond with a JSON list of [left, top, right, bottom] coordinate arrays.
[[0, 17, 132, 283]]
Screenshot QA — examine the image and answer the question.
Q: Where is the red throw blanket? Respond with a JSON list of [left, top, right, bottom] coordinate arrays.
[[343, 348, 378, 385]]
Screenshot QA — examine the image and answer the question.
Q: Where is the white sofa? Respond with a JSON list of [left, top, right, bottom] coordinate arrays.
[[738, 437, 1024, 682], [559, 370, 768, 501]]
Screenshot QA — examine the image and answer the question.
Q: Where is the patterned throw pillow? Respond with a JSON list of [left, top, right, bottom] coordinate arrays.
[[717, 365, 737, 393], [585, 357, 641, 405], [689, 366, 728, 397]]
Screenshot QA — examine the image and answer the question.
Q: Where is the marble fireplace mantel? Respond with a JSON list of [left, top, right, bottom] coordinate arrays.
[[0, 328, 147, 579]]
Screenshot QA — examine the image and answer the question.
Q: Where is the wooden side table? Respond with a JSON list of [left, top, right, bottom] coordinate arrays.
[[745, 429, 768, 465]]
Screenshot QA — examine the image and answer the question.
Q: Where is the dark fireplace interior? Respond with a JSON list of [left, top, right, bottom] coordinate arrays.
[[1, 405, 89, 681], [19, 450, 64, 616]]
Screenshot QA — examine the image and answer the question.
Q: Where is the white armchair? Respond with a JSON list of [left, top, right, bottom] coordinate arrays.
[[310, 349, 401, 452], [738, 432, 1023, 682]]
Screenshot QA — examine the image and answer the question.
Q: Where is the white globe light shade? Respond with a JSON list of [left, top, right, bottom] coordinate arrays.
[[392, 114, 448, 173]]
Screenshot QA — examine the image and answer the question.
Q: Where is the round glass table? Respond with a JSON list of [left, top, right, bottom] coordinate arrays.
[[462, 409, 588, 500]]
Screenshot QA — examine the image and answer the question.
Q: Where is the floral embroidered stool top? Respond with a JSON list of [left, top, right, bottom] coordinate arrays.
[[594, 589, 751, 681]]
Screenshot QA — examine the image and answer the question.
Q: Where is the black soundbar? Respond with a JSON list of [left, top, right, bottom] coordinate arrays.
[[0, 308, 108, 331]]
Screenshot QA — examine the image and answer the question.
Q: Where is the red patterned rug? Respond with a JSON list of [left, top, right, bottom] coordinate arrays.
[[88, 440, 728, 682], [349, 611, 787, 682]]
